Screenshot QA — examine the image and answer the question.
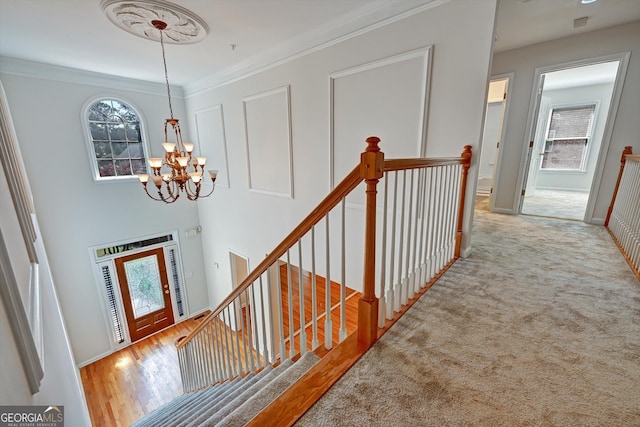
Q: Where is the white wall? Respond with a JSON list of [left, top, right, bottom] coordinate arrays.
[[0, 84, 90, 423], [0, 68, 210, 365], [491, 20, 640, 222], [534, 82, 614, 192], [185, 0, 497, 308]]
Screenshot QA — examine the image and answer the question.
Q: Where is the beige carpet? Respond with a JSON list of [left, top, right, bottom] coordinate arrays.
[[521, 189, 589, 221], [297, 200, 640, 426]]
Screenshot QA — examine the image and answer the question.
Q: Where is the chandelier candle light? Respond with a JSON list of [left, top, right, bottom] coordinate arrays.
[[101, 0, 216, 203]]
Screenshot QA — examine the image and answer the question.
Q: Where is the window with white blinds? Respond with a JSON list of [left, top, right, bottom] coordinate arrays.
[[101, 265, 125, 344], [168, 248, 185, 317], [542, 104, 596, 171]]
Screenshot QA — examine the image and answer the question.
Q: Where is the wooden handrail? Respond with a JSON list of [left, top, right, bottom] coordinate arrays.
[[605, 146, 633, 227], [383, 157, 467, 171], [177, 140, 474, 351], [177, 164, 363, 349]]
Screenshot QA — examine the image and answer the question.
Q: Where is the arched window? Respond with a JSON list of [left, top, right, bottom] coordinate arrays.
[[84, 98, 149, 180]]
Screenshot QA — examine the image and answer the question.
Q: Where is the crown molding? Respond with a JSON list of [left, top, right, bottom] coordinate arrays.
[[0, 56, 184, 98], [183, 0, 447, 97]]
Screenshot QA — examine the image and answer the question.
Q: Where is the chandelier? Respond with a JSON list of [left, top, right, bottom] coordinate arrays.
[[137, 20, 216, 203], [101, 0, 215, 203]]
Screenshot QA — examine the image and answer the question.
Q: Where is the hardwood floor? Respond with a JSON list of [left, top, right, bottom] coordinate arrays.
[[80, 264, 360, 426], [80, 313, 206, 427]]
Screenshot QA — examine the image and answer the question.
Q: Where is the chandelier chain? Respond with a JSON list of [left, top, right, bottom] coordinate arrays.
[[159, 30, 174, 120]]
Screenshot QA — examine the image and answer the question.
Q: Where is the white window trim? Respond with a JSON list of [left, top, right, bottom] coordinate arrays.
[[81, 95, 152, 182]]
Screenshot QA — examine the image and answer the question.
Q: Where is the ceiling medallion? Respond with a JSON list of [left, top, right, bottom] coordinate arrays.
[[100, 0, 209, 44]]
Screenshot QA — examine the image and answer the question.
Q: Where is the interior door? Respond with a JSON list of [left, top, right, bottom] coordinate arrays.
[[115, 247, 174, 342], [519, 74, 545, 211], [524, 96, 551, 198]]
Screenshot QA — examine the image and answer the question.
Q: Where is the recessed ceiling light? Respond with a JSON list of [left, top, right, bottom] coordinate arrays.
[[581, 0, 598, 4]]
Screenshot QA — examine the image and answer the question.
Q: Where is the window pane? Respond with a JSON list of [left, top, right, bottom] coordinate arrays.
[[547, 105, 595, 139], [108, 123, 126, 141], [94, 142, 112, 159], [123, 255, 164, 319], [127, 143, 142, 158], [90, 122, 108, 140], [88, 101, 111, 121], [131, 159, 146, 174], [114, 159, 132, 176], [542, 139, 587, 170], [98, 160, 116, 177], [111, 142, 128, 158], [125, 123, 141, 141]]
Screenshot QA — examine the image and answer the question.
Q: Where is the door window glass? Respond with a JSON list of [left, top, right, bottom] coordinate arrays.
[[123, 254, 164, 318]]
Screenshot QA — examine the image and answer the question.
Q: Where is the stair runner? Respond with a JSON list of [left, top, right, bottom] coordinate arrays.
[[130, 352, 320, 427]]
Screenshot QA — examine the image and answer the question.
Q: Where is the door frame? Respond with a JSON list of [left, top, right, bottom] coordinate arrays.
[[89, 230, 189, 352], [483, 72, 514, 212], [516, 52, 631, 223], [229, 250, 250, 332]]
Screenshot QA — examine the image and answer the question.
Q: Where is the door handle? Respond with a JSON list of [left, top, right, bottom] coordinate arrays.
[[165, 290, 170, 294]]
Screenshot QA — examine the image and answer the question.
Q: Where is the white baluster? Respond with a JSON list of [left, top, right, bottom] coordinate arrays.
[[340, 198, 347, 341], [390, 171, 400, 314], [297, 240, 307, 354], [259, 276, 271, 365], [276, 261, 287, 361], [267, 270, 280, 364], [398, 170, 407, 306], [380, 174, 390, 326], [286, 250, 296, 358], [324, 213, 333, 350], [311, 227, 319, 349]]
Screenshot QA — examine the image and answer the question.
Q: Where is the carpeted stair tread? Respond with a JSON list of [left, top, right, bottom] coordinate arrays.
[[131, 386, 213, 427], [179, 366, 275, 427], [216, 352, 321, 427], [196, 359, 294, 427], [166, 373, 255, 427], [131, 377, 240, 427]]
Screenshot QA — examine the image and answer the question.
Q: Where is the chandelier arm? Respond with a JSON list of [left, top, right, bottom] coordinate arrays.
[[184, 179, 199, 198]]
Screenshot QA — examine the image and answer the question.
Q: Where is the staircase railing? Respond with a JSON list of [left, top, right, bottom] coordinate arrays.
[[175, 137, 472, 392], [606, 146, 640, 280]]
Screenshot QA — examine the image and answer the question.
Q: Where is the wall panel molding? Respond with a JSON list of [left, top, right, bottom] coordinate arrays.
[[329, 46, 433, 189], [242, 85, 294, 198], [194, 104, 231, 189]]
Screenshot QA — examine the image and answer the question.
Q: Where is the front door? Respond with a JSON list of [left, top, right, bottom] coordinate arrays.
[[115, 247, 174, 342]]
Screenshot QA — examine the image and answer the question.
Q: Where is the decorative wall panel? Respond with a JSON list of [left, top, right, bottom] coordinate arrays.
[[195, 104, 230, 188], [330, 47, 432, 188], [243, 86, 293, 198]]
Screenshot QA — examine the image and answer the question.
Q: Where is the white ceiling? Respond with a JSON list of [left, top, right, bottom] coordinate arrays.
[[0, 0, 639, 91]]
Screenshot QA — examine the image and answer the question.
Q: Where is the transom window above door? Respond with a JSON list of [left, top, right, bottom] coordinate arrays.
[[84, 98, 150, 180], [541, 104, 596, 171]]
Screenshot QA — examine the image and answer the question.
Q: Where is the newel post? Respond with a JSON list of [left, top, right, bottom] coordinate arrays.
[[455, 145, 472, 258], [358, 136, 384, 347], [605, 145, 633, 227]]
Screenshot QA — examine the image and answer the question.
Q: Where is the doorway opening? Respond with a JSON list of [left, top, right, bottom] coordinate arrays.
[[229, 251, 250, 331], [519, 57, 626, 222], [478, 76, 510, 209]]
